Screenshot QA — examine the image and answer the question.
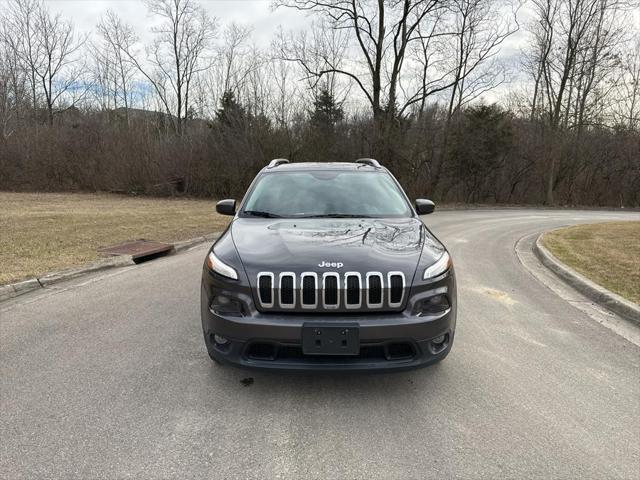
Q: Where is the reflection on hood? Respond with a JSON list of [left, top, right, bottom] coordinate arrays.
[[231, 217, 444, 278]]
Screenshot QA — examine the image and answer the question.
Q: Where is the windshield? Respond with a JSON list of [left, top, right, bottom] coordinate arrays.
[[241, 170, 412, 218]]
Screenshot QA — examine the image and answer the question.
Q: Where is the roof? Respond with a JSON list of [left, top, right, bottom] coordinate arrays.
[[263, 162, 381, 172]]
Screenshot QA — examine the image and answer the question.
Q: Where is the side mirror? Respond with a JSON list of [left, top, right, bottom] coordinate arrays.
[[216, 199, 236, 216], [415, 199, 435, 215]]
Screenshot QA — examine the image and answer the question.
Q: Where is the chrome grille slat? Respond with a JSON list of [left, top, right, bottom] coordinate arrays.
[[366, 272, 384, 308], [278, 272, 296, 308], [322, 272, 340, 309], [344, 272, 362, 309], [257, 271, 406, 311], [387, 271, 406, 307], [300, 272, 318, 309], [257, 272, 274, 308]]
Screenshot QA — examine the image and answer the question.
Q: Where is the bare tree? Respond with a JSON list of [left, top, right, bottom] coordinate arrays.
[[614, 34, 640, 130], [270, 29, 303, 129], [525, 0, 633, 204], [219, 23, 253, 96], [407, 10, 447, 117], [195, 23, 265, 119], [90, 37, 116, 111], [0, 45, 15, 138], [34, 4, 86, 125], [277, 0, 452, 120], [2, 0, 86, 126], [243, 44, 271, 117], [94, 11, 137, 124], [444, 0, 518, 122], [1, 0, 43, 122], [278, 20, 350, 107], [542, 0, 601, 129], [0, 27, 30, 138], [112, 0, 217, 135], [571, 0, 628, 133], [526, 0, 558, 122]]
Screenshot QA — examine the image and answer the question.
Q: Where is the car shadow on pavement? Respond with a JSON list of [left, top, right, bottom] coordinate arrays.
[[204, 360, 452, 406]]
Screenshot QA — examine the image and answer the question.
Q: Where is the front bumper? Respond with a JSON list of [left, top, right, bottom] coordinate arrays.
[[200, 268, 457, 373]]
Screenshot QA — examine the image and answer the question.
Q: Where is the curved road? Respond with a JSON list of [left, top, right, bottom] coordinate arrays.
[[1, 209, 639, 479]]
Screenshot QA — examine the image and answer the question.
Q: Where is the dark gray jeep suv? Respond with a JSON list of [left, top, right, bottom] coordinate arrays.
[[200, 159, 457, 372]]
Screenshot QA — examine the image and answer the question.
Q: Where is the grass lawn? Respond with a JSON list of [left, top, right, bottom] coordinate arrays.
[[543, 222, 640, 304], [0, 192, 230, 285]]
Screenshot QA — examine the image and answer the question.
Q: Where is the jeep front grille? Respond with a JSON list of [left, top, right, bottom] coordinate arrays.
[[257, 272, 274, 308], [301, 273, 318, 308], [366, 272, 383, 307], [255, 271, 406, 311], [279, 272, 295, 307], [323, 273, 339, 308], [388, 272, 404, 307]]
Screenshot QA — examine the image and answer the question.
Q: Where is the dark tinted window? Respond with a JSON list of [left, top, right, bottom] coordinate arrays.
[[242, 171, 411, 218]]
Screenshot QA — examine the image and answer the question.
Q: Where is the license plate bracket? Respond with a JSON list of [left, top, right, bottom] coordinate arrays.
[[302, 322, 360, 355]]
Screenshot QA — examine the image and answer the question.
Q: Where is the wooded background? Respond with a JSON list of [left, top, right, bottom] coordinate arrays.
[[0, 0, 638, 206]]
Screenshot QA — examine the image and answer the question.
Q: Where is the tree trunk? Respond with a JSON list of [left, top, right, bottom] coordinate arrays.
[[546, 155, 555, 205]]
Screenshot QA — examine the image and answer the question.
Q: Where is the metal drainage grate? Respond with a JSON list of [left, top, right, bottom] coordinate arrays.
[[98, 239, 174, 263]]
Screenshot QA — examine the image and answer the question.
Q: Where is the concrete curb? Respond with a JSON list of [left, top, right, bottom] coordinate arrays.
[[435, 205, 640, 212], [0, 232, 221, 302], [173, 232, 220, 253], [533, 233, 640, 325]]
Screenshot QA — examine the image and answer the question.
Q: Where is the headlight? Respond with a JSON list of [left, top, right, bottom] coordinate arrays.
[[423, 251, 452, 280], [206, 251, 238, 280]]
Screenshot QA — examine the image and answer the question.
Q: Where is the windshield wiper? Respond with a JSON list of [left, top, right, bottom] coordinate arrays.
[[296, 213, 373, 218], [243, 210, 282, 218]]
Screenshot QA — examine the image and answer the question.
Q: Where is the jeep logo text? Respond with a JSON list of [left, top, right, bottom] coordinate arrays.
[[318, 261, 344, 268]]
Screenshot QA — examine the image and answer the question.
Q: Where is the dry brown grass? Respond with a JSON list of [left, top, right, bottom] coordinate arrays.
[[0, 192, 230, 284], [543, 222, 640, 304]]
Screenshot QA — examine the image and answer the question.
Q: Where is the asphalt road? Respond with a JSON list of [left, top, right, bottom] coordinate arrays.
[[1, 209, 639, 479]]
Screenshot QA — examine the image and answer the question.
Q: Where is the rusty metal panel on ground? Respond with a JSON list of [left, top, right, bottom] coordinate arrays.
[[99, 239, 173, 261]]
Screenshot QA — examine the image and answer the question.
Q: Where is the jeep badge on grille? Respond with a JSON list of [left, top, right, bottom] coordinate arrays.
[[318, 261, 344, 268]]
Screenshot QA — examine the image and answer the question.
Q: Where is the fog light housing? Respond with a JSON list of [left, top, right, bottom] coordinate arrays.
[[211, 295, 245, 316], [209, 333, 231, 353], [429, 333, 449, 354], [418, 294, 450, 314]]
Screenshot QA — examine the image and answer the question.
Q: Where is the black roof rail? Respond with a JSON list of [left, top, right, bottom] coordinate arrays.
[[355, 158, 381, 168], [267, 158, 290, 168]]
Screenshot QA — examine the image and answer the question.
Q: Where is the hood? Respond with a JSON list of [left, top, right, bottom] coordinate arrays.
[[231, 217, 440, 282]]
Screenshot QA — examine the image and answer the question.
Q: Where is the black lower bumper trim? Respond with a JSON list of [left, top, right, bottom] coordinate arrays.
[[206, 333, 453, 373]]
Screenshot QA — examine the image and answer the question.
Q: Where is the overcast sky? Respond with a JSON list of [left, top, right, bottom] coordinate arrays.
[[35, 0, 637, 107], [44, 0, 311, 44], [42, 0, 528, 102], [40, 1, 640, 58], [46, 0, 533, 55]]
